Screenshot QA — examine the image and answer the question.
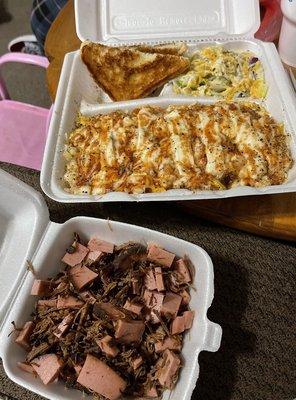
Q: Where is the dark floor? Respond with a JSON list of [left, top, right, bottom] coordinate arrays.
[[0, 1, 296, 400]]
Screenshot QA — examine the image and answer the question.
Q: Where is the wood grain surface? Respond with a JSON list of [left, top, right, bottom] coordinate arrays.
[[45, 0, 80, 99], [44, 0, 296, 242]]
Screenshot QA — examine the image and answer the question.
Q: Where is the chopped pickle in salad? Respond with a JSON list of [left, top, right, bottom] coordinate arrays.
[[173, 46, 268, 100]]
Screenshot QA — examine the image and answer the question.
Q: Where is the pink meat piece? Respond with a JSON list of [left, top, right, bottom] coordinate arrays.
[[174, 259, 191, 284], [74, 364, 82, 375], [171, 316, 185, 335], [154, 267, 165, 291], [144, 269, 157, 290], [147, 245, 175, 268], [30, 280, 53, 296], [123, 300, 143, 315], [149, 311, 160, 324], [77, 354, 126, 400], [80, 290, 97, 304], [183, 310, 195, 329], [171, 310, 195, 334], [144, 290, 164, 323], [17, 362, 35, 375], [31, 354, 63, 385], [143, 289, 153, 307], [54, 314, 73, 338], [94, 302, 125, 320], [87, 250, 103, 262], [97, 335, 119, 358], [147, 291, 164, 312], [88, 237, 114, 254], [131, 278, 141, 295], [161, 292, 182, 318], [157, 349, 181, 389], [145, 385, 158, 398], [114, 319, 145, 344], [155, 337, 182, 353], [132, 356, 143, 370], [57, 295, 84, 309], [15, 321, 35, 351], [69, 264, 98, 291], [151, 292, 165, 312], [179, 289, 191, 305], [62, 243, 89, 267], [37, 299, 57, 308]]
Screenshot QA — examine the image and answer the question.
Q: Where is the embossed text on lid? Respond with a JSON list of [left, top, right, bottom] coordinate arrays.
[[75, 0, 260, 44]]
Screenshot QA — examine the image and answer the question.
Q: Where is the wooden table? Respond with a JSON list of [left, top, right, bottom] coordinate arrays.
[[45, 0, 296, 242]]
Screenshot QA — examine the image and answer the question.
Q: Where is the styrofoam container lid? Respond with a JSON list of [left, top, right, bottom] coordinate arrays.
[[74, 0, 261, 44], [0, 169, 49, 326]]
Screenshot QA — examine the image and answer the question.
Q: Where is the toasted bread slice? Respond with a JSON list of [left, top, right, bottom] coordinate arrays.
[[131, 42, 187, 55], [81, 42, 189, 101]]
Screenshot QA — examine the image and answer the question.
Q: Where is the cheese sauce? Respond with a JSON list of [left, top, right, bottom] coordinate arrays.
[[64, 102, 293, 195]]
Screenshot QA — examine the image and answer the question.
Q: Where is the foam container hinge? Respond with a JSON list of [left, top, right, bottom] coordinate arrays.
[[0, 204, 222, 400], [0, 169, 49, 327]]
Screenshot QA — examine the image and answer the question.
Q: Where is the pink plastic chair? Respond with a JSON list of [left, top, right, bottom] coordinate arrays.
[[0, 52, 52, 171]]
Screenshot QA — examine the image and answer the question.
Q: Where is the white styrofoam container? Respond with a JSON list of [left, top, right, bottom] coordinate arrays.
[[41, 0, 296, 202], [0, 168, 222, 400], [74, 0, 260, 43]]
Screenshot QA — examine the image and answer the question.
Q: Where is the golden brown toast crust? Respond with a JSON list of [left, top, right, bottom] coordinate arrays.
[[81, 42, 189, 101], [131, 42, 187, 55]]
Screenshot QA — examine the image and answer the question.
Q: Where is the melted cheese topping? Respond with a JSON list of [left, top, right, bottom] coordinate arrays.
[[63, 102, 293, 195]]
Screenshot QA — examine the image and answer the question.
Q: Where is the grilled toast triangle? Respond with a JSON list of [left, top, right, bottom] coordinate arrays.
[[81, 42, 189, 101], [131, 42, 187, 55]]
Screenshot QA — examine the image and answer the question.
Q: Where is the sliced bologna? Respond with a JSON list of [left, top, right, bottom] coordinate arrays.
[[77, 354, 126, 400], [147, 245, 175, 268], [62, 243, 89, 267]]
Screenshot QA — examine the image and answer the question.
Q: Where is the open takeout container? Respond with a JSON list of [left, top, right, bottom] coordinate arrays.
[[41, 0, 296, 202], [0, 168, 222, 400]]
